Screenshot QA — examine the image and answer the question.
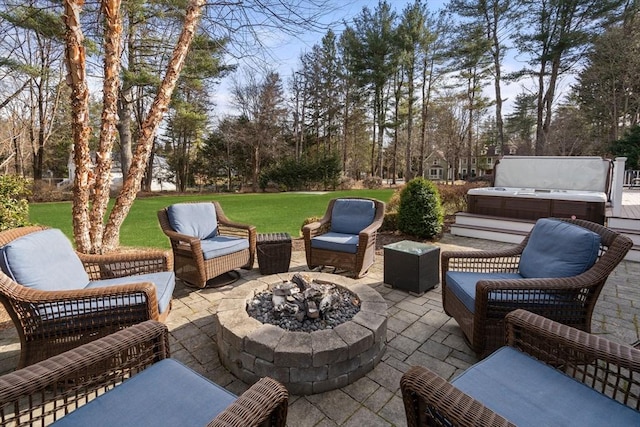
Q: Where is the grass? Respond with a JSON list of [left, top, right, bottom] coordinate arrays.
[[29, 189, 396, 249]]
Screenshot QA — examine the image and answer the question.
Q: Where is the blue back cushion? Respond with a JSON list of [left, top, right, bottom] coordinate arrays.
[[167, 203, 218, 240], [0, 229, 89, 291], [519, 218, 601, 278], [330, 199, 376, 235]]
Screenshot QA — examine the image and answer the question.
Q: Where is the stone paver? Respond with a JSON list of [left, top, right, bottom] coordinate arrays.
[[0, 233, 638, 426]]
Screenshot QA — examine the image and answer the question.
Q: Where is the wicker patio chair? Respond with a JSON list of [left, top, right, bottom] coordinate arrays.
[[303, 197, 385, 278], [0, 226, 175, 368], [400, 309, 640, 427], [0, 320, 289, 427], [158, 201, 256, 288], [441, 218, 633, 358]]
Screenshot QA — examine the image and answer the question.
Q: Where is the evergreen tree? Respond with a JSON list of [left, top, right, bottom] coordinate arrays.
[[513, 0, 626, 155]]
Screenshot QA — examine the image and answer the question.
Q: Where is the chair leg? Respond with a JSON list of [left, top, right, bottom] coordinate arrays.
[[204, 270, 241, 288], [354, 268, 369, 279]]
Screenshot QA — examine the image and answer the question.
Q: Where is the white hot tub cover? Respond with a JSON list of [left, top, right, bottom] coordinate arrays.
[[493, 156, 611, 194]]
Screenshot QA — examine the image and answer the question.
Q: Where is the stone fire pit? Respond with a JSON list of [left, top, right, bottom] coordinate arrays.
[[215, 272, 387, 395]]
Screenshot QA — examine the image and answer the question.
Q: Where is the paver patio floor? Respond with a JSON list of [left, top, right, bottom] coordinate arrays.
[[0, 233, 638, 426]]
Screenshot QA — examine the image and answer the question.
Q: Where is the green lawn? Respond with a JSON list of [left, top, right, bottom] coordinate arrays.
[[29, 190, 395, 249]]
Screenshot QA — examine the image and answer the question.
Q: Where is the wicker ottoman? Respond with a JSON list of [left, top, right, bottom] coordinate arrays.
[[257, 233, 292, 275]]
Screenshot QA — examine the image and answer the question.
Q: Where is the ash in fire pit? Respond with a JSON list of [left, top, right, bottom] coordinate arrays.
[[246, 273, 360, 332]]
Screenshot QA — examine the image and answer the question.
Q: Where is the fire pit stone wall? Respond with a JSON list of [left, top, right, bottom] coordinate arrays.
[[215, 272, 387, 395]]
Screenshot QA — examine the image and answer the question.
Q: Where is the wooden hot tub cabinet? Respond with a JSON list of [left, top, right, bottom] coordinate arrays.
[[467, 194, 605, 224]]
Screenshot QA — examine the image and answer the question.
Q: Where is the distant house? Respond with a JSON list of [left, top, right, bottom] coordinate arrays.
[[426, 151, 447, 181], [59, 151, 176, 192], [423, 143, 521, 182]]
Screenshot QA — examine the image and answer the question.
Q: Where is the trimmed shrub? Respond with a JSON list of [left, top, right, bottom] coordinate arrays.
[[0, 175, 32, 231], [386, 188, 402, 213], [436, 182, 488, 215], [381, 211, 398, 232], [397, 178, 443, 238]]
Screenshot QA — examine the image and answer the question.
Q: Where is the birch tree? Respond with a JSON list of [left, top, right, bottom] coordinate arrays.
[[64, 0, 204, 253]]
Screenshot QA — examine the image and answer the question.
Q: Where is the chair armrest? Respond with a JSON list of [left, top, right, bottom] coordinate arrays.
[[442, 249, 523, 288], [505, 309, 640, 409], [78, 249, 173, 279], [218, 222, 256, 241], [441, 244, 525, 278], [480, 269, 603, 287], [160, 226, 201, 245], [0, 278, 160, 322], [359, 216, 384, 236], [215, 204, 257, 237], [0, 320, 170, 425], [302, 220, 330, 239], [217, 217, 255, 232], [400, 365, 515, 427], [208, 377, 289, 427]]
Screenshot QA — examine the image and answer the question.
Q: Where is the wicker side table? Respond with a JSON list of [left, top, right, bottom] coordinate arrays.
[[383, 240, 440, 296], [257, 233, 292, 275]]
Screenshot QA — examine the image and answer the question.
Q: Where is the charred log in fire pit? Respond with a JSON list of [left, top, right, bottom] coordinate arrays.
[[246, 273, 361, 332]]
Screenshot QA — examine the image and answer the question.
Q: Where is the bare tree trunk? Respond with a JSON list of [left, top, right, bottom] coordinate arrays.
[[64, 0, 205, 252], [12, 133, 22, 176], [63, 0, 93, 252], [252, 143, 260, 193], [102, 0, 205, 251], [143, 141, 155, 192], [419, 57, 434, 178], [535, 61, 546, 156], [117, 87, 133, 178], [117, 9, 137, 180], [89, 0, 123, 253], [541, 56, 561, 152]]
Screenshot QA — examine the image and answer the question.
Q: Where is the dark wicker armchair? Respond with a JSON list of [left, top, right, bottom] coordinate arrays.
[[0, 226, 175, 368], [0, 320, 289, 427], [442, 218, 633, 358], [158, 202, 256, 288], [401, 309, 640, 427], [303, 197, 385, 278]]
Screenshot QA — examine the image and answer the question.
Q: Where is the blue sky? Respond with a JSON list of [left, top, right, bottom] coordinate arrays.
[[213, 0, 574, 120], [214, 1, 449, 116]]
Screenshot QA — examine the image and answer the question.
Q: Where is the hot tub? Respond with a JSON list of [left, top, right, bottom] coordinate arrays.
[[467, 187, 607, 224]]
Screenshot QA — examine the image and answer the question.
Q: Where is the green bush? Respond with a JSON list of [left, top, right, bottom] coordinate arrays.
[[0, 175, 32, 231], [397, 177, 443, 238], [381, 211, 398, 231], [259, 154, 341, 191], [386, 187, 402, 213], [436, 182, 487, 215]]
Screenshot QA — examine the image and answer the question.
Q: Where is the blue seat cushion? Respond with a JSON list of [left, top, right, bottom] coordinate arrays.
[[200, 236, 249, 260], [0, 229, 89, 291], [519, 218, 601, 278], [451, 346, 640, 427], [311, 232, 359, 254], [330, 199, 376, 235], [86, 271, 175, 314], [445, 272, 524, 313], [51, 358, 237, 427], [167, 203, 218, 240]]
